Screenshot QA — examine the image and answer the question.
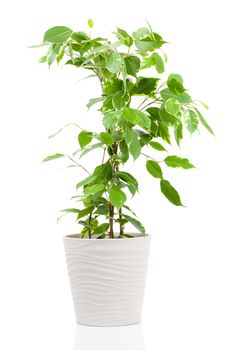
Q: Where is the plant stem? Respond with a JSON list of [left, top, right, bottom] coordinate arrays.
[[119, 207, 124, 236], [109, 203, 114, 239], [88, 212, 92, 239], [113, 145, 124, 237], [108, 142, 118, 239]]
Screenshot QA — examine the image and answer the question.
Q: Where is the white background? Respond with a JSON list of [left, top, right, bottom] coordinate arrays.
[[0, 0, 242, 349]]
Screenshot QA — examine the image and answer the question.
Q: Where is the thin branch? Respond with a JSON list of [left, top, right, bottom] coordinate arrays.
[[137, 84, 165, 111], [102, 146, 107, 164], [155, 82, 166, 94], [137, 96, 150, 110], [141, 152, 159, 162], [67, 156, 91, 175], [140, 97, 163, 111], [48, 122, 83, 139]]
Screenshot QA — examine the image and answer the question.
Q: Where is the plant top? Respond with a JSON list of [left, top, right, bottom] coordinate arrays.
[[34, 20, 214, 239]]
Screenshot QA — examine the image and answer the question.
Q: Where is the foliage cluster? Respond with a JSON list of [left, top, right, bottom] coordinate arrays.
[[35, 21, 213, 238]]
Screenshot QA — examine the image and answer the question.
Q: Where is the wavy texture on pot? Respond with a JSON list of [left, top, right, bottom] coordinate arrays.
[[34, 20, 214, 239]]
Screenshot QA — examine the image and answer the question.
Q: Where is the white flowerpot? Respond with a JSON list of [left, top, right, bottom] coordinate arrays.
[[63, 234, 151, 327]]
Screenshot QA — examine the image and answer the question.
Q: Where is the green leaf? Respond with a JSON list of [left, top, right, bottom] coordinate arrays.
[[153, 53, 165, 73], [157, 122, 171, 144], [160, 179, 183, 206], [78, 131, 92, 148], [119, 140, 129, 163], [88, 19, 94, 28], [102, 111, 120, 128], [93, 162, 112, 182], [122, 62, 127, 94], [77, 220, 91, 227], [159, 106, 177, 125], [174, 121, 183, 146], [164, 98, 180, 116], [56, 49, 65, 63], [65, 57, 83, 67], [106, 52, 122, 74], [133, 28, 165, 52], [46, 44, 61, 66], [116, 171, 138, 186], [141, 54, 155, 70], [198, 100, 209, 110], [60, 208, 81, 214], [125, 128, 141, 160], [146, 160, 163, 178], [39, 55, 47, 63], [127, 184, 138, 196], [136, 130, 151, 146], [79, 142, 103, 159], [123, 108, 151, 131], [71, 31, 89, 43], [184, 110, 199, 134], [150, 122, 158, 137], [129, 135, 141, 160], [87, 97, 104, 109], [134, 77, 159, 96], [133, 27, 150, 38], [102, 95, 114, 112], [115, 28, 133, 47], [85, 183, 105, 196], [47, 52, 55, 66], [123, 214, 145, 234], [108, 187, 127, 210], [112, 91, 129, 110], [167, 74, 185, 94], [123, 205, 137, 217], [42, 153, 65, 162], [99, 132, 114, 148], [141, 53, 164, 73], [43, 26, 73, 44], [124, 56, 140, 77], [195, 109, 214, 135], [164, 155, 195, 169], [146, 107, 160, 121], [121, 233, 135, 238], [160, 88, 192, 104], [76, 175, 97, 189], [77, 207, 94, 219], [149, 141, 167, 151], [103, 78, 123, 94], [83, 41, 122, 64], [93, 223, 109, 235], [94, 205, 109, 215]]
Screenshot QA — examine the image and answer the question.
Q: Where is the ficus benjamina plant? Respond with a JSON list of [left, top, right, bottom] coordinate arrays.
[[33, 20, 214, 239]]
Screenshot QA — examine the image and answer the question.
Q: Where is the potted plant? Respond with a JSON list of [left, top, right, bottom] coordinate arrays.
[[33, 20, 213, 327]]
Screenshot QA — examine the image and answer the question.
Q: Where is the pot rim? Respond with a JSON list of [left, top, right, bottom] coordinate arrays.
[[63, 233, 150, 241]]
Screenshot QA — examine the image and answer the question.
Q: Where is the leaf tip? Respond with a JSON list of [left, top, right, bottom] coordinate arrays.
[[88, 18, 94, 29]]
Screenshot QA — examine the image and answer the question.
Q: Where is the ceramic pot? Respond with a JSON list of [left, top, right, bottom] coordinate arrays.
[[63, 234, 151, 326]]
